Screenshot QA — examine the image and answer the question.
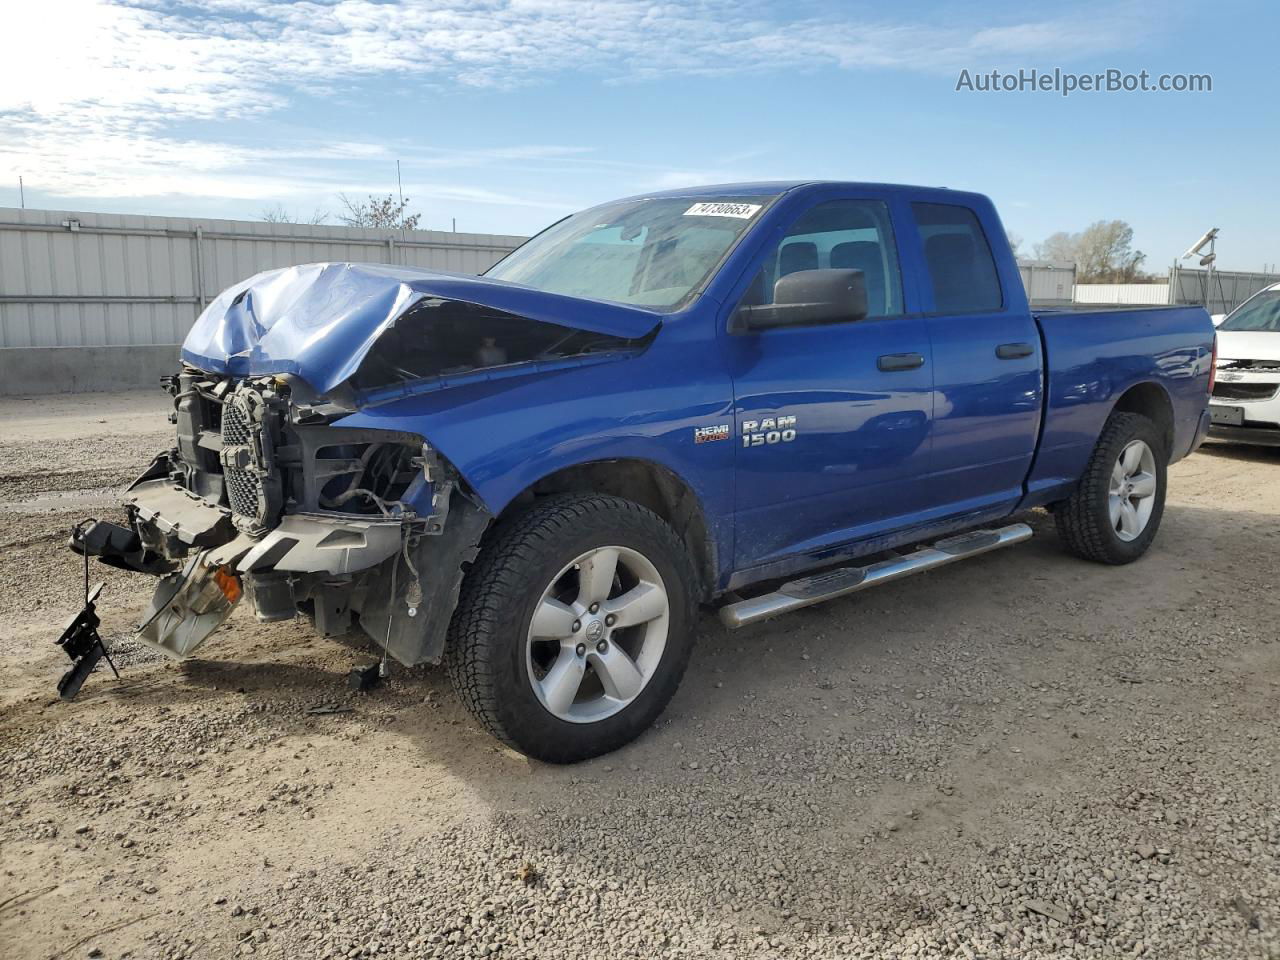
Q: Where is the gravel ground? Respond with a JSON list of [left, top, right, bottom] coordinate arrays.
[[1, 391, 1277, 960]]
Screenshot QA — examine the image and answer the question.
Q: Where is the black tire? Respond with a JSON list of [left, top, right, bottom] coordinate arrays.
[[445, 493, 697, 763], [1054, 411, 1167, 564]]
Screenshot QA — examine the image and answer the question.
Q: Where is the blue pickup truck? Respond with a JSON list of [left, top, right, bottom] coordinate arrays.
[[70, 182, 1214, 761]]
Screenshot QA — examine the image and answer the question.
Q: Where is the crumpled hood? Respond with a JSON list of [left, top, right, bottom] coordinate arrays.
[[181, 262, 663, 394], [1216, 329, 1280, 362]]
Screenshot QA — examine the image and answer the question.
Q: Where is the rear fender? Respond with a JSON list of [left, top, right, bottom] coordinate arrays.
[[1023, 305, 1212, 507]]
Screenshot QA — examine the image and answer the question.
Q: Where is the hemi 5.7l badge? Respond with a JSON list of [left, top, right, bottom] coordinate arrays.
[[694, 423, 731, 444]]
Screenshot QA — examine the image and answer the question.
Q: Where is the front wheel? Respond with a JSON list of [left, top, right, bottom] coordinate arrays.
[[445, 494, 697, 763], [1054, 411, 1167, 564]]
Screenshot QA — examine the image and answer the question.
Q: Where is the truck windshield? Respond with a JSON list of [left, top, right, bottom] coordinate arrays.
[[1219, 290, 1280, 332], [485, 196, 775, 310]]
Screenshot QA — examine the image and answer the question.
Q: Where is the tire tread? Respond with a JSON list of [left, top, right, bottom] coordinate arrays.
[[1054, 411, 1164, 565]]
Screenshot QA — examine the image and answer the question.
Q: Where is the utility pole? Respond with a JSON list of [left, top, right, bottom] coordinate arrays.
[[18, 175, 24, 209]]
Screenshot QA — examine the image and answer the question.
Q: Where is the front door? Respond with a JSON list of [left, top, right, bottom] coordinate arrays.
[[724, 196, 934, 574]]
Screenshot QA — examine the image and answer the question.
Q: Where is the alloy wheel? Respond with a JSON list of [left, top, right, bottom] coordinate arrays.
[[1109, 439, 1158, 542], [525, 545, 670, 723]]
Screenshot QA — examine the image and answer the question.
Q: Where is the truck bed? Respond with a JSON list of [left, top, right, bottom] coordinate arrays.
[[1024, 304, 1213, 507]]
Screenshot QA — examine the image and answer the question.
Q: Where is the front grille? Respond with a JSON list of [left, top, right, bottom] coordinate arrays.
[[221, 397, 252, 445], [221, 391, 265, 522], [226, 469, 263, 518], [1212, 382, 1279, 402]]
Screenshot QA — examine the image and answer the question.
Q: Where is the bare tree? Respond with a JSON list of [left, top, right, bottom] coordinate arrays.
[[260, 203, 330, 225], [336, 193, 422, 231], [1006, 230, 1024, 259], [1035, 231, 1076, 263], [1034, 220, 1146, 282]]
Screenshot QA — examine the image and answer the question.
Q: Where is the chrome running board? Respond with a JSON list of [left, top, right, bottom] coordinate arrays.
[[718, 523, 1033, 629]]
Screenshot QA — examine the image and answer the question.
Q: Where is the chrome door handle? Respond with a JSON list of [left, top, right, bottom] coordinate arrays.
[[877, 352, 925, 372]]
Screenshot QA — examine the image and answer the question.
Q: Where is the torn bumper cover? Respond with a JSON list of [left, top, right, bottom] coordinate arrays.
[[76, 480, 407, 577], [210, 514, 404, 575]]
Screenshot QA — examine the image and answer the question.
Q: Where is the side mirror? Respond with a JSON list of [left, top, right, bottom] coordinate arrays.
[[731, 269, 869, 334]]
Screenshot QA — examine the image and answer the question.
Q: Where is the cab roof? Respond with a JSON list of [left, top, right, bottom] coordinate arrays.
[[617, 181, 990, 206]]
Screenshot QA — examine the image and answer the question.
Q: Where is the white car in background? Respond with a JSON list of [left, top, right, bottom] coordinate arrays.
[[1208, 282, 1280, 445]]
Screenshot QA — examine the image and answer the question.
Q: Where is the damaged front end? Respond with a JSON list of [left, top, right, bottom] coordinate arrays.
[[74, 368, 490, 667], [68, 262, 658, 682]]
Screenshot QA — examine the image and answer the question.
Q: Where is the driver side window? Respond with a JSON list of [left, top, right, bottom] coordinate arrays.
[[743, 199, 904, 317]]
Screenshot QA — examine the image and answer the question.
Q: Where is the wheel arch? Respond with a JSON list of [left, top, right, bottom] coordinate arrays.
[[498, 458, 718, 602], [1110, 381, 1175, 461]]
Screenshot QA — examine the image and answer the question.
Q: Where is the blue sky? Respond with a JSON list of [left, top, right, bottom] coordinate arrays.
[[2, 0, 1275, 270]]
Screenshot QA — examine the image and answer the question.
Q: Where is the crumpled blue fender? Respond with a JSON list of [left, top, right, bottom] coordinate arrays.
[[181, 262, 663, 394]]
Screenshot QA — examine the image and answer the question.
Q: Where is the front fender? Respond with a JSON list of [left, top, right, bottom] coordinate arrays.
[[335, 321, 736, 580]]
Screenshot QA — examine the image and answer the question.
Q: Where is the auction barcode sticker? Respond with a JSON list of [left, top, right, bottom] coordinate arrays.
[[683, 202, 762, 219]]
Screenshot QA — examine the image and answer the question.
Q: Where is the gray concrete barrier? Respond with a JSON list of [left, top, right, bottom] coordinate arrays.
[[0, 345, 179, 395]]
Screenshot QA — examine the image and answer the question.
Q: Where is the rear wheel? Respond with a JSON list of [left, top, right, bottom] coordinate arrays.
[[1054, 411, 1167, 564], [446, 494, 697, 763]]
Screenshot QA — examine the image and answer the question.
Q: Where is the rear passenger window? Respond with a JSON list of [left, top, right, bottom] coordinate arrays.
[[911, 202, 1003, 313], [743, 200, 904, 318]]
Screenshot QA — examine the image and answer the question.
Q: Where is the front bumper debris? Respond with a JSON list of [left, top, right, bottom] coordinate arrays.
[[137, 555, 243, 660], [69, 519, 174, 576], [60, 360, 494, 681], [128, 477, 235, 548], [208, 514, 404, 576]]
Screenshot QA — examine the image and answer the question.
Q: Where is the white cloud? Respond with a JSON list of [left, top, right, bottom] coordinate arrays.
[[0, 0, 1153, 209], [0, 122, 586, 210]]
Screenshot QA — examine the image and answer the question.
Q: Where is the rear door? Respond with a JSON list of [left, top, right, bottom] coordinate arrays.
[[723, 194, 934, 574], [906, 201, 1043, 516]]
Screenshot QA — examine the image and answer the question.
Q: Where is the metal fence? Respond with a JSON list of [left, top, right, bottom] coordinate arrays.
[[0, 207, 526, 349], [1071, 269, 1279, 313], [1168, 265, 1278, 316]]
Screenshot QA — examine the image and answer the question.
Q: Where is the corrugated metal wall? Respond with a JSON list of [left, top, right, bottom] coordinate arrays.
[[0, 207, 526, 348], [1017, 260, 1076, 306]]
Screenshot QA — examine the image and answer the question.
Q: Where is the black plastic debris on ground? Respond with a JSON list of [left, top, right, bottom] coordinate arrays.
[[347, 663, 382, 692], [55, 582, 120, 700]]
